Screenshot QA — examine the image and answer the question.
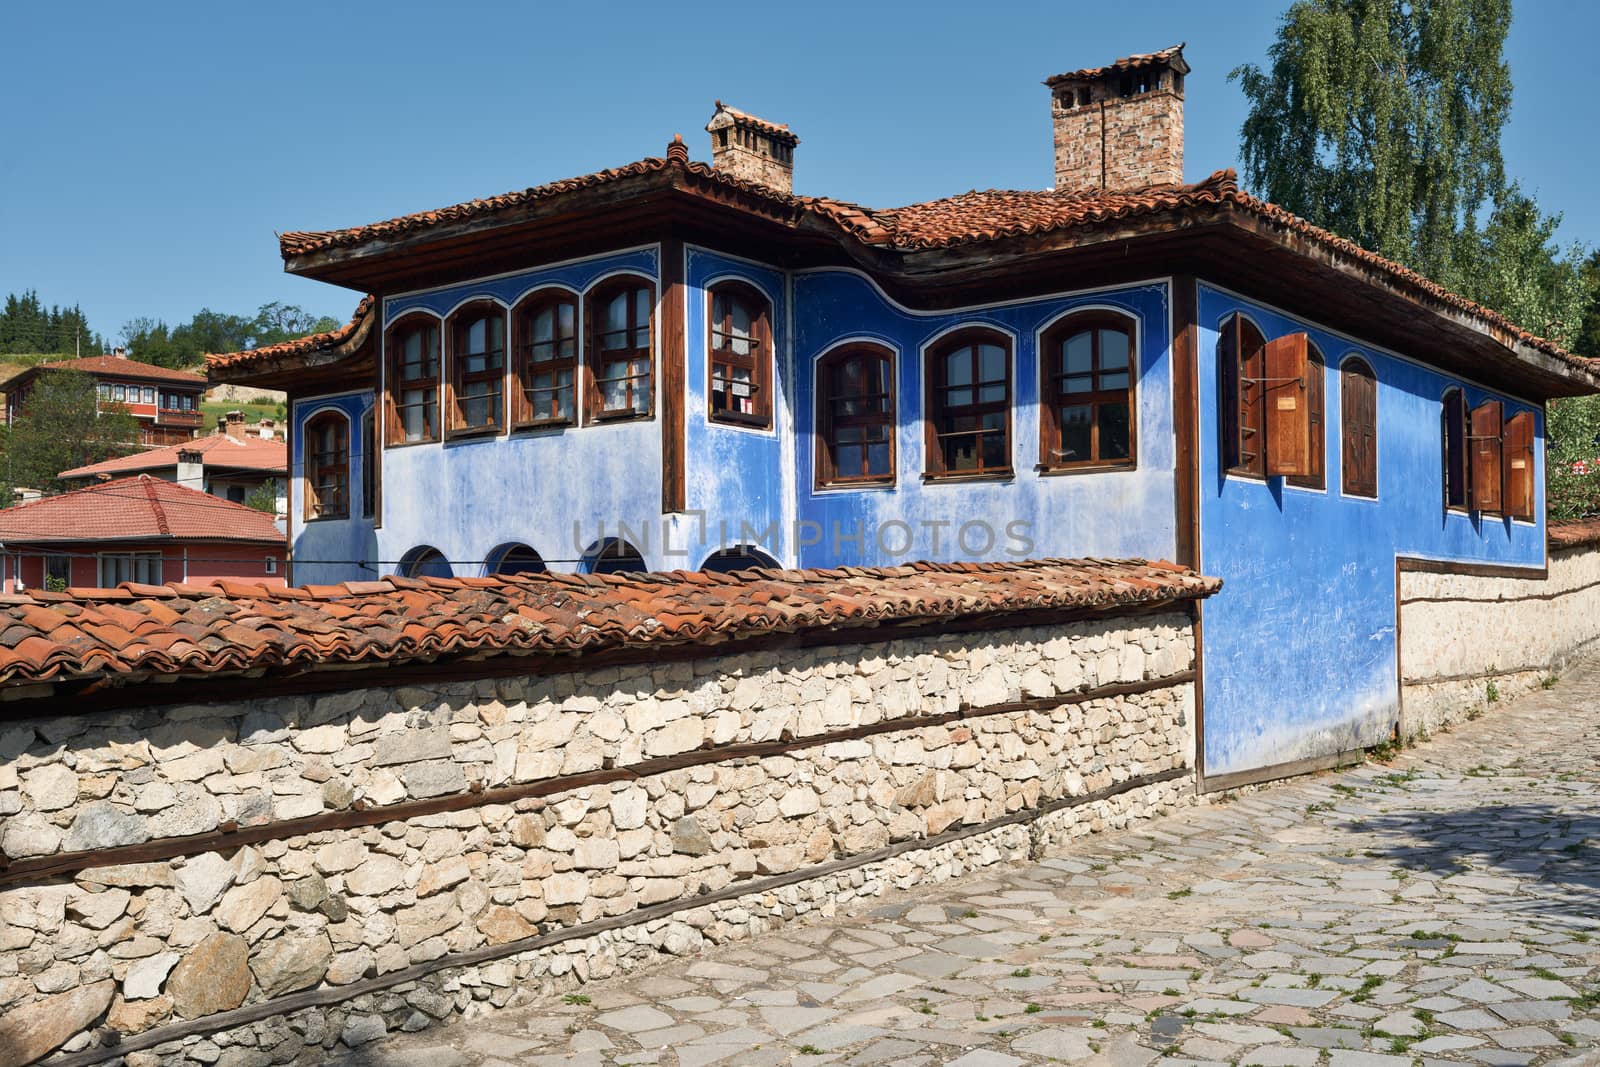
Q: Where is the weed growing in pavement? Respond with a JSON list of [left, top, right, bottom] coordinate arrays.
[[1026, 1003, 1043, 1014], [798, 1045, 823, 1055], [1487, 679, 1500, 703], [1167, 887, 1193, 900], [562, 993, 590, 1005], [1351, 975, 1384, 1003], [1012, 968, 1033, 978], [1542, 675, 1559, 689], [1305, 801, 1334, 814]]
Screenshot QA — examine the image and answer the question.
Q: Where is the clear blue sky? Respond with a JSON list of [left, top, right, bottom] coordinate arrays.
[[1, 0, 1591, 346]]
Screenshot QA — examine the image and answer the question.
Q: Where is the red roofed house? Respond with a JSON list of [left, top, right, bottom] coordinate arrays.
[[58, 411, 287, 514], [2, 349, 206, 445], [0, 475, 286, 593]]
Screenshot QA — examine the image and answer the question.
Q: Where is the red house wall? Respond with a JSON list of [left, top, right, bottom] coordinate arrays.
[[3, 541, 286, 593]]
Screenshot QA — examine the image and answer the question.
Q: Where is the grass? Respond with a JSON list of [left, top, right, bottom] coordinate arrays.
[[1542, 674, 1559, 689], [562, 993, 590, 1005], [1167, 887, 1193, 900], [201, 398, 285, 426], [1012, 968, 1033, 978], [798, 1045, 823, 1055], [1351, 975, 1384, 1003], [1486, 679, 1501, 703], [1305, 801, 1334, 815], [1025, 1003, 1043, 1014], [961, 909, 978, 919]]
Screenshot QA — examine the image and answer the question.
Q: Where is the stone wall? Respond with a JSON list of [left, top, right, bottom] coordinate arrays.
[[1399, 543, 1600, 737], [0, 611, 1196, 1067]]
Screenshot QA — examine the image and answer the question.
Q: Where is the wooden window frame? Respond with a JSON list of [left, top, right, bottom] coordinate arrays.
[[96, 551, 162, 588], [1220, 314, 1268, 478], [584, 275, 655, 423], [1286, 343, 1325, 490], [511, 288, 580, 429], [305, 410, 350, 521], [1340, 356, 1378, 499], [707, 281, 774, 429], [815, 343, 897, 489], [923, 327, 1013, 482], [1038, 312, 1137, 474], [361, 408, 377, 520], [1442, 387, 1469, 512], [1503, 409, 1535, 521], [444, 301, 507, 438], [384, 314, 442, 446], [1469, 399, 1504, 514]]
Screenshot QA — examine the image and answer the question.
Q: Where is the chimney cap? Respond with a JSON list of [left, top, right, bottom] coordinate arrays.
[[1044, 43, 1188, 88], [706, 101, 799, 147]]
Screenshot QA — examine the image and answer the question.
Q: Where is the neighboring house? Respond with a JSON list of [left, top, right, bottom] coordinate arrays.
[[0, 475, 286, 592], [58, 411, 288, 515], [208, 45, 1599, 788], [2, 349, 206, 445]]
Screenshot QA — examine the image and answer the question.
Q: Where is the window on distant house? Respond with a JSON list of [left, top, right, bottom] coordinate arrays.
[[386, 316, 441, 444], [97, 384, 110, 400], [1503, 409, 1535, 520], [44, 555, 70, 592], [113, 384, 126, 402], [708, 282, 772, 427], [305, 410, 350, 520], [446, 302, 506, 435], [97, 552, 162, 588], [1040, 312, 1135, 471], [1442, 387, 1468, 511], [1286, 342, 1325, 490], [925, 328, 1011, 478], [1340, 357, 1378, 497], [586, 276, 653, 420], [227, 486, 246, 503], [141, 387, 155, 404], [1220, 314, 1267, 476], [816, 343, 896, 487], [512, 289, 578, 427]]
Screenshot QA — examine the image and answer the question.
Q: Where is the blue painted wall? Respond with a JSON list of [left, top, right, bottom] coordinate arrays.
[[791, 272, 1175, 567], [1196, 284, 1545, 776], [289, 391, 378, 587]]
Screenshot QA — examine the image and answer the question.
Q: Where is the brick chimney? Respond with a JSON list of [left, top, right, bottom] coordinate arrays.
[[1045, 44, 1188, 193], [706, 101, 798, 194]]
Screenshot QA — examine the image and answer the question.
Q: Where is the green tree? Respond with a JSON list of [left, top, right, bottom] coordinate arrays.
[[0, 370, 139, 498], [1233, 0, 1600, 515], [243, 478, 281, 515]]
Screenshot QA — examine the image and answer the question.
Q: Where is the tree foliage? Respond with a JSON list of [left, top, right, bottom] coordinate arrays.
[[0, 371, 139, 498], [243, 478, 282, 515], [0, 291, 107, 357], [120, 304, 341, 369], [1233, 0, 1600, 516]]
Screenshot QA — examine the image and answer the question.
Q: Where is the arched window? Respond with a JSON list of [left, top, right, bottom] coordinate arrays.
[[926, 328, 1011, 478], [513, 289, 578, 427], [583, 538, 647, 575], [1220, 314, 1267, 476], [1340, 357, 1378, 497], [398, 546, 452, 579], [1442, 387, 1468, 510], [304, 410, 349, 521], [385, 315, 441, 444], [708, 282, 773, 427], [587, 276, 654, 420], [816, 344, 895, 487], [1040, 312, 1135, 470], [701, 545, 780, 573], [1287, 343, 1325, 490], [446, 302, 506, 435], [487, 543, 547, 576]]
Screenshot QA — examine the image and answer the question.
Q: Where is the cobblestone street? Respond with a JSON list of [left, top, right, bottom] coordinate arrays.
[[361, 661, 1600, 1067]]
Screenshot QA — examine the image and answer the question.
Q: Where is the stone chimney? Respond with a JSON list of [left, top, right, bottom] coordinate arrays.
[[1045, 44, 1188, 193], [111, 346, 128, 359], [176, 449, 204, 492], [706, 101, 798, 194], [256, 418, 276, 441], [222, 410, 246, 441]]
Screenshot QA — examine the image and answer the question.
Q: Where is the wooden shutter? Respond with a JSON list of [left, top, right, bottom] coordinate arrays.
[[1469, 400, 1503, 513], [1340, 365, 1377, 496], [1264, 333, 1310, 477], [1502, 410, 1534, 520]]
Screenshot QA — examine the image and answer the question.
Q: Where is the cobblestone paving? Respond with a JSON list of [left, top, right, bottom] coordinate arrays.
[[363, 662, 1600, 1067]]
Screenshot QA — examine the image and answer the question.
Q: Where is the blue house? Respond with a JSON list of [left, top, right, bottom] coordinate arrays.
[[210, 46, 1597, 788]]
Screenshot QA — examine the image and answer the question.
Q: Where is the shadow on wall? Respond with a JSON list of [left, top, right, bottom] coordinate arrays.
[[1350, 801, 1600, 899]]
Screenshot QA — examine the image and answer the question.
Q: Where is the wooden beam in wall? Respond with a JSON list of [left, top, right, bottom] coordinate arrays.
[[660, 235, 687, 514], [1170, 275, 1200, 572]]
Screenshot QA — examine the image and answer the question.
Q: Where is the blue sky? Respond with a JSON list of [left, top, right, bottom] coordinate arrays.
[[1, 1, 1591, 346]]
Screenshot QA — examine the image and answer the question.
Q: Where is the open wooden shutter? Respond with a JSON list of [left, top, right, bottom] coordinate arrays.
[[1340, 366, 1377, 496], [1469, 400, 1503, 513], [1502, 410, 1535, 520], [1264, 333, 1310, 477]]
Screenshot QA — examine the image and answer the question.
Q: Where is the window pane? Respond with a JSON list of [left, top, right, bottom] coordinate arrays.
[[557, 303, 575, 352], [1064, 374, 1093, 394], [1099, 371, 1130, 391], [944, 386, 973, 408], [978, 344, 1005, 383], [1099, 329, 1129, 369], [467, 318, 486, 353], [602, 362, 627, 410], [1064, 332, 1093, 374], [981, 412, 1007, 469], [730, 298, 752, 355], [631, 359, 650, 413], [866, 436, 891, 477], [944, 350, 971, 387], [979, 381, 1005, 404], [533, 307, 553, 345], [1059, 404, 1092, 462], [1098, 401, 1131, 460], [633, 289, 651, 348]]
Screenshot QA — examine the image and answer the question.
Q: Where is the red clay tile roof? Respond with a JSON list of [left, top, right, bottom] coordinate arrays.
[[9, 356, 207, 387], [1045, 44, 1189, 86], [0, 557, 1217, 688], [204, 294, 376, 375], [709, 101, 799, 145], [264, 147, 1587, 376], [1548, 517, 1600, 550], [0, 475, 284, 545], [59, 432, 286, 481]]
